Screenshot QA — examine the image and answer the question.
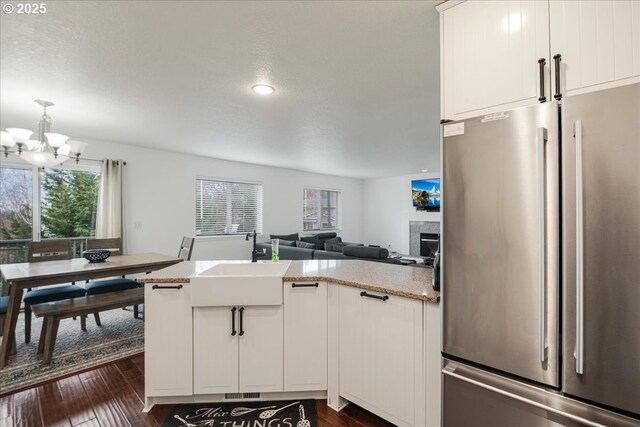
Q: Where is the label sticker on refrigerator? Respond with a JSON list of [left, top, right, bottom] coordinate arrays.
[[481, 112, 509, 122], [443, 122, 464, 137]]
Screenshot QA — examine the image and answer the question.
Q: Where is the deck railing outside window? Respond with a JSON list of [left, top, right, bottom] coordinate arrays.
[[0, 237, 92, 264]]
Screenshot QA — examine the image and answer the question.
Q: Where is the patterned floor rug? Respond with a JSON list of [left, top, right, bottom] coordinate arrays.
[[161, 399, 317, 427], [0, 307, 144, 395]]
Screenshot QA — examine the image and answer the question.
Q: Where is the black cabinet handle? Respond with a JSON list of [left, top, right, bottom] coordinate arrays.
[[238, 307, 245, 336], [151, 284, 183, 290], [231, 307, 237, 336], [553, 54, 562, 100], [292, 282, 319, 288], [538, 58, 546, 103], [360, 291, 389, 301]]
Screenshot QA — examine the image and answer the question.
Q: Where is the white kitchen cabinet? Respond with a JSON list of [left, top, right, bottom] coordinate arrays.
[[239, 305, 284, 393], [283, 281, 328, 392], [440, 0, 551, 120], [193, 306, 239, 394], [193, 304, 283, 395], [144, 283, 192, 397], [339, 286, 425, 427], [550, 0, 640, 97]]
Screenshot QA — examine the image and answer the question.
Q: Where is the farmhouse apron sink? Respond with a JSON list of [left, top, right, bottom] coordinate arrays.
[[190, 261, 291, 306]]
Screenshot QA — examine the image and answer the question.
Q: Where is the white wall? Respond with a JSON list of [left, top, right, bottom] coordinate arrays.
[[362, 172, 440, 254], [80, 140, 364, 260]]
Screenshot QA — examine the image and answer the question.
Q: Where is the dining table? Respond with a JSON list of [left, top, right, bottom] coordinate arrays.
[[0, 252, 182, 368]]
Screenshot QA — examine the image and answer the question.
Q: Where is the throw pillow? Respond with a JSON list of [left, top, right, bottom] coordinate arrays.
[[279, 240, 296, 247], [295, 240, 316, 249], [301, 235, 322, 249], [324, 237, 342, 244], [270, 233, 299, 241], [324, 242, 347, 253]]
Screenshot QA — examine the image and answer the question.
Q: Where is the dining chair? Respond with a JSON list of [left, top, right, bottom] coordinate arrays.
[[23, 240, 86, 343], [178, 236, 195, 261], [84, 238, 141, 324], [1, 296, 17, 355]]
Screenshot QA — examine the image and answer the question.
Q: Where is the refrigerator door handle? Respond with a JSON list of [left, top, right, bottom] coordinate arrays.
[[575, 119, 585, 375], [442, 365, 607, 427], [537, 127, 548, 363]]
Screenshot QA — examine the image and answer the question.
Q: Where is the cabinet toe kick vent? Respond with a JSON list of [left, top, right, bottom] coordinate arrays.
[[224, 392, 261, 400]]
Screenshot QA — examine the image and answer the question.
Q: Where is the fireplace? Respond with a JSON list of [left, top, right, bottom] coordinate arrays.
[[420, 233, 439, 266]]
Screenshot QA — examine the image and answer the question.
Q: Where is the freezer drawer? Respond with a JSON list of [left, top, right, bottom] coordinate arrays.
[[442, 360, 640, 427], [442, 101, 560, 387], [562, 83, 640, 416]]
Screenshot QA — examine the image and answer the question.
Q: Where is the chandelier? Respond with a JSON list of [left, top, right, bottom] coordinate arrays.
[[1, 100, 88, 167]]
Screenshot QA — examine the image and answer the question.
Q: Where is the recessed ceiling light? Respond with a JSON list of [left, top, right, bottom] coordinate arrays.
[[252, 84, 275, 95], [421, 168, 429, 173]]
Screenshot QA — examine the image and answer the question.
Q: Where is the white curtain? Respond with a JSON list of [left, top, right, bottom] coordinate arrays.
[[96, 159, 126, 252]]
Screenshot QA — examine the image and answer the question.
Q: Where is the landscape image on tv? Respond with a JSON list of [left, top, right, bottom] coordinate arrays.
[[412, 179, 440, 211]]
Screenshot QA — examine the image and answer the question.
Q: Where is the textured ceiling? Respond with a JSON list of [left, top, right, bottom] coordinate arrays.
[[0, 1, 440, 179]]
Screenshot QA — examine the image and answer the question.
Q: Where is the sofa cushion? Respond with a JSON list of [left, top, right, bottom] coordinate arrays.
[[343, 245, 389, 259], [295, 240, 316, 249], [270, 233, 299, 242], [316, 232, 338, 240], [324, 242, 347, 253], [301, 235, 322, 249], [279, 240, 296, 247], [314, 250, 348, 260]]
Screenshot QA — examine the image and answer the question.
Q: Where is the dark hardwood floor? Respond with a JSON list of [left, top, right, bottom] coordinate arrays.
[[0, 354, 394, 426]]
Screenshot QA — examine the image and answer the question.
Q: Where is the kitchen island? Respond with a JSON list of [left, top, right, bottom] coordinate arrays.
[[140, 260, 440, 427]]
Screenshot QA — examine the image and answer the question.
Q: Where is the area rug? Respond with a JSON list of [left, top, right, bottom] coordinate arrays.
[[0, 307, 144, 395], [161, 399, 317, 427]]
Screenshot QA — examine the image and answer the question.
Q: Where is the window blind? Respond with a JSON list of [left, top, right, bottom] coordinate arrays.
[[196, 178, 263, 236]]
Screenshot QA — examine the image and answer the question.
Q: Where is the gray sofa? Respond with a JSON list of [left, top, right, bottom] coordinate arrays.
[[256, 232, 402, 265]]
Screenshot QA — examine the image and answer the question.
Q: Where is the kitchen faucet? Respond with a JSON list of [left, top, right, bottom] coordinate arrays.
[[245, 230, 267, 262]]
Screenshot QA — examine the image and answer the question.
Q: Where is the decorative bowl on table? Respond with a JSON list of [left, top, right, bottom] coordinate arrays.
[[82, 249, 111, 263]]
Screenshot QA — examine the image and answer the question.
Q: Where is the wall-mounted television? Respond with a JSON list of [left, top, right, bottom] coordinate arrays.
[[412, 178, 440, 211]]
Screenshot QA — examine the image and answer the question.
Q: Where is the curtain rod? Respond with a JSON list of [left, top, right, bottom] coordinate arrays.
[[63, 158, 127, 166]]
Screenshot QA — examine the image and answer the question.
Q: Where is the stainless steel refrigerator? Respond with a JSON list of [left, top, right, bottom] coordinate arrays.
[[441, 83, 640, 426]]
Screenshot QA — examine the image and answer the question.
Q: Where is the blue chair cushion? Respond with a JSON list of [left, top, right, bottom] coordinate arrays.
[[23, 285, 86, 305], [0, 296, 8, 314], [85, 278, 140, 295]]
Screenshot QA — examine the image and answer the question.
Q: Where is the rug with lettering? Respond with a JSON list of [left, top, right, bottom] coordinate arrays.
[[160, 399, 317, 427]]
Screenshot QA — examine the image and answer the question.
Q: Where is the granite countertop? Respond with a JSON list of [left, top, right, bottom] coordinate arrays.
[[140, 259, 439, 303]]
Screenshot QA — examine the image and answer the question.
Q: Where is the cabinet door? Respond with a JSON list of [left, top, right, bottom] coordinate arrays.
[[550, 0, 640, 97], [193, 306, 239, 394], [238, 306, 284, 393], [442, 0, 550, 120], [284, 281, 327, 392], [144, 283, 192, 397], [339, 286, 424, 427]]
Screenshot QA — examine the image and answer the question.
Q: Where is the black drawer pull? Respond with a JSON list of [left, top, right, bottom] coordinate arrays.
[[231, 307, 237, 336], [553, 54, 562, 100], [238, 307, 245, 336], [538, 58, 546, 103], [360, 291, 389, 301], [292, 282, 319, 288], [151, 284, 183, 290]]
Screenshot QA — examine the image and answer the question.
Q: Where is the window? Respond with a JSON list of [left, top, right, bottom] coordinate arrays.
[[196, 178, 263, 236], [303, 188, 340, 231], [39, 168, 100, 239], [0, 167, 33, 241], [0, 164, 101, 263]]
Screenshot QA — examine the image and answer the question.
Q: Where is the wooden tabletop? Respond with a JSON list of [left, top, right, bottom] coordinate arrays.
[[0, 253, 182, 289]]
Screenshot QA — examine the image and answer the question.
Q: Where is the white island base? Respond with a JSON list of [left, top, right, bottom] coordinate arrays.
[[141, 261, 440, 427]]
